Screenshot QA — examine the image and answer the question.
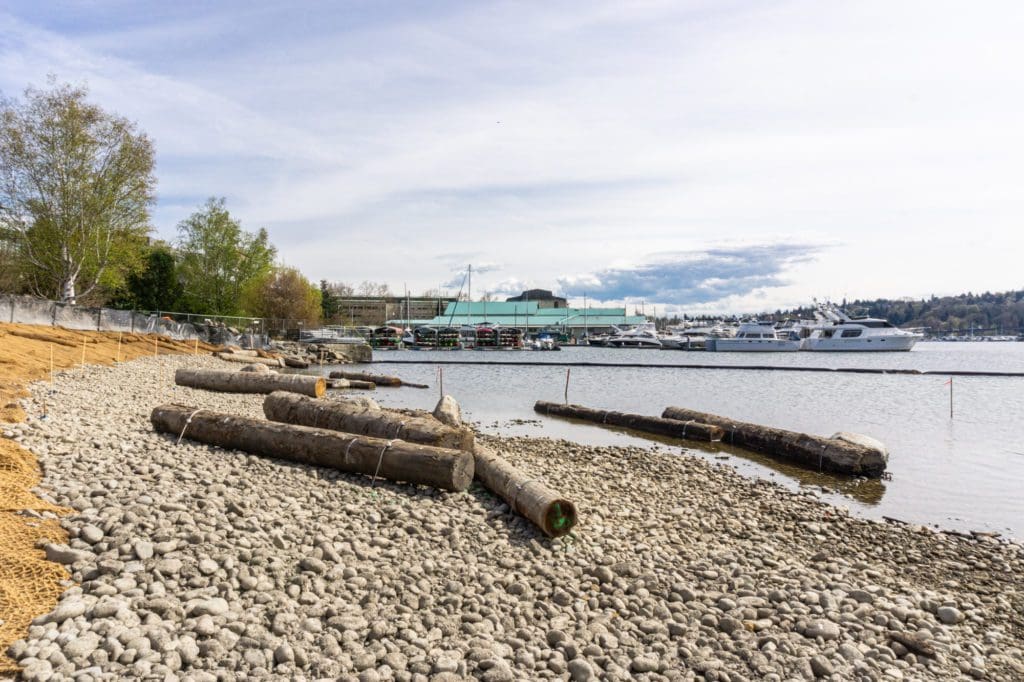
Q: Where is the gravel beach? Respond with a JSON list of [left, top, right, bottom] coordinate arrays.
[[5, 354, 1023, 680]]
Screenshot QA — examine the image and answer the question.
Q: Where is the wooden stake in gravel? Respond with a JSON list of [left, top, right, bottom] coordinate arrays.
[[151, 404, 474, 492], [473, 443, 576, 537], [175, 369, 326, 397], [263, 391, 473, 451]]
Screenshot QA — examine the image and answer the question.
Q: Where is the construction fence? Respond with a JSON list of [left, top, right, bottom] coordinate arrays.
[[0, 294, 267, 347]]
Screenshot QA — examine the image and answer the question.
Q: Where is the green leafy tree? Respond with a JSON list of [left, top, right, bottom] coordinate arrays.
[[244, 267, 321, 326], [320, 279, 340, 322], [0, 79, 155, 303], [175, 197, 275, 316], [112, 242, 182, 311]]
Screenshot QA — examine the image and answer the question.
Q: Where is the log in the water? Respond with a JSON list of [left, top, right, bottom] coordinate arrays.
[[534, 401, 724, 442], [326, 378, 376, 390], [176, 368, 325, 397], [329, 370, 428, 389], [661, 406, 887, 477], [151, 404, 473, 491], [263, 391, 474, 451], [474, 444, 576, 537], [215, 352, 284, 367]]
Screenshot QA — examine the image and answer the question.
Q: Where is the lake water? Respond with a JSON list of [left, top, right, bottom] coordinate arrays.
[[323, 342, 1024, 539]]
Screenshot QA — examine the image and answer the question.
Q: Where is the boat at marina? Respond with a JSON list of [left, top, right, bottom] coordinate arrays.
[[710, 321, 802, 352], [803, 304, 922, 351], [607, 323, 662, 349]]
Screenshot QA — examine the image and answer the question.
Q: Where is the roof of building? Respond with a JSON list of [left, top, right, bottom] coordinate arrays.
[[505, 288, 565, 302]]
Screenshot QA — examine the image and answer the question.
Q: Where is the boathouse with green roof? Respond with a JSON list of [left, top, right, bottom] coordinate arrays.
[[387, 301, 647, 335]]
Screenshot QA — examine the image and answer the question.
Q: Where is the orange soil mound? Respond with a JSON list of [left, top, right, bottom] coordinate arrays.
[[0, 322, 219, 673]]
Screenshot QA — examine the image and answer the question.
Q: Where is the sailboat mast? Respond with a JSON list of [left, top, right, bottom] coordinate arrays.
[[466, 264, 471, 327], [584, 292, 588, 339]]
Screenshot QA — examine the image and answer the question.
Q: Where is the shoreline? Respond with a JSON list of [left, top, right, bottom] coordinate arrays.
[[5, 354, 1024, 679]]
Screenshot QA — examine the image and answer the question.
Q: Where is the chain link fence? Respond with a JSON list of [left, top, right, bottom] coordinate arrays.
[[0, 294, 268, 347]]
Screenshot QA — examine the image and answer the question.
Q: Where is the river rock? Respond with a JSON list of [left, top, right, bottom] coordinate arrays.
[[433, 394, 462, 426]]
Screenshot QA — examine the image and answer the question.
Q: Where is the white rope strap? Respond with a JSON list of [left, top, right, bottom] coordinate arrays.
[[392, 420, 406, 439], [344, 437, 358, 459], [370, 440, 394, 488], [510, 477, 538, 513], [176, 409, 203, 445], [680, 420, 694, 439]]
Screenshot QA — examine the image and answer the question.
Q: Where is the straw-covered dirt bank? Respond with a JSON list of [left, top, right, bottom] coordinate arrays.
[[0, 323, 217, 676], [5, 353, 1024, 680]]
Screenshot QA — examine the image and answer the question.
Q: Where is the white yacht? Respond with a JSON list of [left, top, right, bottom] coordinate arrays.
[[804, 304, 922, 351], [607, 323, 662, 349], [710, 321, 802, 352]]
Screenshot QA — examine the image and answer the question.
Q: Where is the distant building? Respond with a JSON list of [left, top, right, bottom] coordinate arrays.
[[387, 300, 646, 335], [505, 289, 567, 309], [332, 296, 457, 326]]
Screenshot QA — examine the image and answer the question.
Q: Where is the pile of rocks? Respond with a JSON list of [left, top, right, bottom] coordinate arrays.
[[5, 355, 1023, 680], [272, 341, 372, 366]]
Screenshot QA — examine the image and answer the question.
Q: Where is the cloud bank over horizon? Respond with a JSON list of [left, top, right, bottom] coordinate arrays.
[[557, 243, 824, 307], [1, 1, 1022, 313]]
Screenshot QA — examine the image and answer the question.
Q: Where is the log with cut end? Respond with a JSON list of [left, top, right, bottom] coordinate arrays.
[[329, 370, 427, 388], [215, 352, 283, 367], [661, 406, 888, 477], [263, 391, 474, 451], [176, 368, 325, 397], [151, 404, 473, 491], [474, 444, 576, 537], [534, 401, 724, 442]]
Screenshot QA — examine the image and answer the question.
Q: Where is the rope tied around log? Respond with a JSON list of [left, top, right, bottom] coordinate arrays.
[[371, 440, 395, 488], [391, 420, 407, 439], [312, 405, 327, 429], [176, 409, 204, 445], [511, 477, 539, 514], [679, 420, 694, 439]]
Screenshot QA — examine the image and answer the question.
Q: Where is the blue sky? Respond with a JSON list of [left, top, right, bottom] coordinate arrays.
[[2, 1, 1022, 313]]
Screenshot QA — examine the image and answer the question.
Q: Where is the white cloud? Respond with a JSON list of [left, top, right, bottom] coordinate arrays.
[[2, 1, 1022, 312]]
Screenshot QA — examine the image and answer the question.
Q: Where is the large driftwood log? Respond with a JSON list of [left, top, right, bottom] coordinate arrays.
[[176, 368, 325, 397], [534, 401, 724, 442], [329, 370, 428, 389], [474, 444, 576, 537], [215, 352, 284, 367], [263, 391, 474, 451], [151, 404, 473, 491], [661, 406, 888, 477]]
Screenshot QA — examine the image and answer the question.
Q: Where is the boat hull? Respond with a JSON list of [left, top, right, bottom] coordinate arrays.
[[803, 336, 920, 351], [710, 339, 802, 352], [607, 340, 662, 349]]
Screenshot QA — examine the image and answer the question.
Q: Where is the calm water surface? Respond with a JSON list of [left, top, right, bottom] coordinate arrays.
[[325, 343, 1024, 539]]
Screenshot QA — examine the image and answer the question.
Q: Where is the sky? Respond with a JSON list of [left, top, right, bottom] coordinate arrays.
[[1, 0, 1022, 314]]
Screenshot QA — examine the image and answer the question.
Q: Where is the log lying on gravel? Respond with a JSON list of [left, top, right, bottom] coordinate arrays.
[[151, 404, 473, 491], [661, 406, 888, 477], [176, 368, 325, 397], [329, 370, 428, 389], [474, 444, 576, 537], [263, 391, 474, 451], [215, 352, 284, 367], [534, 401, 724, 442]]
